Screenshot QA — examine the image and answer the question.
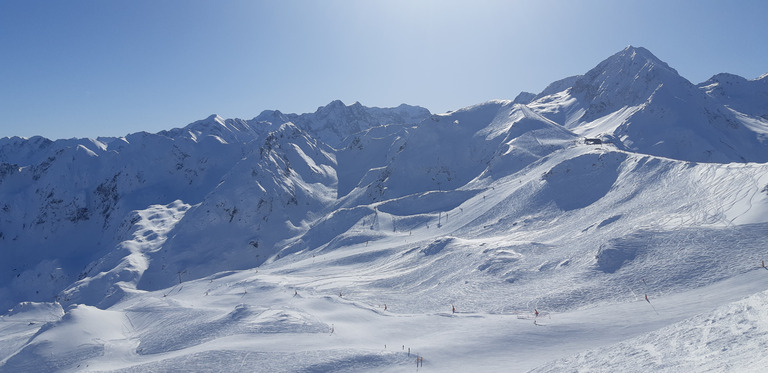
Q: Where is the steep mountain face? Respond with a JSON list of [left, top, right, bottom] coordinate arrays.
[[0, 130, 246, 310], [138, 123, 339, 291], [332, 100, 578, 207], [528, 46, 768, 162], [571, 46, 683, 121]]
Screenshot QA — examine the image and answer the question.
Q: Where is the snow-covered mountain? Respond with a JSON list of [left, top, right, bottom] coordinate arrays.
[[3, 47, 768, 372], [698, 72, 768, 119], [0, 101, 429, 309], [528, 46, 768, 162]]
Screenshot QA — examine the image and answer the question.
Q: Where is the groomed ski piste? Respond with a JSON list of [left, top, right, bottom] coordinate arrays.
[[3, 46, 768, 371]]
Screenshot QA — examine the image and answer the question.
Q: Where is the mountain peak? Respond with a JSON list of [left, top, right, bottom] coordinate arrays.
[[184, 114, 227, 132], [697, 71, 768, 119], [512, 91, 536, 104], [595, 45, 678, 80], [569, 46, 686, 121], [204, 114, 225, 125], [254, 109, 290, 124], [700, 73, 747, 86], [621, 45, 661, 62], [319, 100, 347, 111]]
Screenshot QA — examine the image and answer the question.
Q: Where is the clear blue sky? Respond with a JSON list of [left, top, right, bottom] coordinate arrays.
[[1, 0, 767, 139]]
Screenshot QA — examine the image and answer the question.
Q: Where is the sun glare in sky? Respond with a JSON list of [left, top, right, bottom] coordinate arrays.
[[1, 0, 766, 139]]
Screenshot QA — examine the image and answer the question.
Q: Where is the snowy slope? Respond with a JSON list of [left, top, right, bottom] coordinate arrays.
[[3, 47, 768, 372], [532, 284, 768, 372]]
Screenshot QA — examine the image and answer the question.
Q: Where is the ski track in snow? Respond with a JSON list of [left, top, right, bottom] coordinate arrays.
[[3, 264, 768, 372]]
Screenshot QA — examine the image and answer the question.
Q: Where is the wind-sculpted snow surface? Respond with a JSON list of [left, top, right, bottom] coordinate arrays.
[[531, 288, 768, 372], [3, 47, 768, 371]]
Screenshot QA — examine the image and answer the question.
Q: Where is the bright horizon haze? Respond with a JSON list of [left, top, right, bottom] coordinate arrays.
[[1, 0, 767, 140]]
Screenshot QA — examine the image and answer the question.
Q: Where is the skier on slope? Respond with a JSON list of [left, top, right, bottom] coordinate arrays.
[[644, 293, 659, 315]]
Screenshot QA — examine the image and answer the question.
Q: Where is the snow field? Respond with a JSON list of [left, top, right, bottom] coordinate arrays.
[[5, 258, 767, 372]]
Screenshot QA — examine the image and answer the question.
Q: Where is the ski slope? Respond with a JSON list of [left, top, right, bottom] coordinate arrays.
[[3, 251, 768, 372]]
